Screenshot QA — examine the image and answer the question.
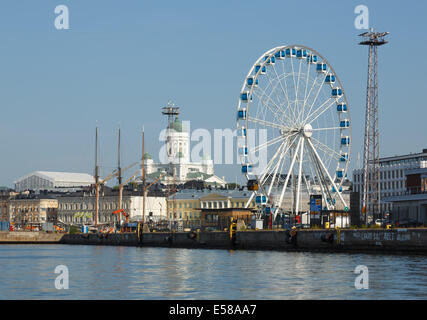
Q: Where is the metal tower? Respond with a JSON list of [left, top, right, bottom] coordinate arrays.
[[359, 30, 389, 224]]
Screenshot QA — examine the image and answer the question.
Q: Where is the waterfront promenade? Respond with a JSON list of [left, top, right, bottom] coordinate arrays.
[[2, 228, 427, 254]]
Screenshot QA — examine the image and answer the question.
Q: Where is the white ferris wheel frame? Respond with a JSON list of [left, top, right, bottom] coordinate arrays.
[[236, 45, 351, 218]]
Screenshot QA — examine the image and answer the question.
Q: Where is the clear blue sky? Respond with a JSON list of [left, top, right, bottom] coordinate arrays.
[[0, 0, 426, 187]]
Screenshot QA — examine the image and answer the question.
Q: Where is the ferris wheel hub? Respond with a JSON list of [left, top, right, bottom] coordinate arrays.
[[303, 124, 313, 138]]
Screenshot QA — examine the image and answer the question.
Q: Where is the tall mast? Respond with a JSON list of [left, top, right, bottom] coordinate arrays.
[[117, 127, 122, 223], [118, 127, 122, 186], [142, 128, 146, 224], [94, 125, 99, 228], [142, 127, 146, 223]]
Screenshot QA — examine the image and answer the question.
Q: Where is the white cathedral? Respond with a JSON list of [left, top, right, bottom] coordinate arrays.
[[143, 112, 226, 187]]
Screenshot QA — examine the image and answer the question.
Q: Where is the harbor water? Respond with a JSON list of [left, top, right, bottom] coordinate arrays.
[[0, 244, 426, 300]]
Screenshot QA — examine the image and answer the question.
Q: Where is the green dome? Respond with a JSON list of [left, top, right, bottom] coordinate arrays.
[[143, 152, 152, 160], [169, 118, 183, 132]]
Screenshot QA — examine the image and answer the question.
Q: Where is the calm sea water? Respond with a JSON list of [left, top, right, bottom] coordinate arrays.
[[0, 244, 426, 300]]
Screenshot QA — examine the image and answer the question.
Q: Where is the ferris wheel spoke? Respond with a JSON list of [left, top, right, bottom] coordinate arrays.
[[295, 58, 304, 124], [310, 136, 342, 161], [264, 71, 287, 107], [269, 62, 290, 106], [305, 98, 336, 125], [300, 60, 312, 126], [270, 63, 299, 123], [263, 71, 297, 126], [252, 87, 291, 126], [301, 75, 324, 122], [280, 60, 299, 123], [312, 126, 342, 132], [306, 138, 347, 207], [249, 134, 283, 154], [303, 74, 327, 124], [290, 57, 299, 108], [247, 116, 285, 130]]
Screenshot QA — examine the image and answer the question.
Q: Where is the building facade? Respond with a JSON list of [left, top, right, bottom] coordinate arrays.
[[0, 187, 15, 222], [57, 194, 166, 225], [167, 189, 257, 224], [8, 195, 58, 229], [383, 167, 427, 225], [353, 149, 427, 216]]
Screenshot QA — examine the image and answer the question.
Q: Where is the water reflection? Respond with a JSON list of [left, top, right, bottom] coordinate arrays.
[[0, 245, 426, 299]]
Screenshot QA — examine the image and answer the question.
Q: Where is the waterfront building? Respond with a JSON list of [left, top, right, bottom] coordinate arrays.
[[57, 191, 166, 225], [383, 167, 427, 224], [200, 207, 253, 230], [8, 194, 58, 229], [0, 187, 16, 222], [14, 171, 94, 192], [353, 148, 427, 216], [167, 189, 256, 228], [143, 115, 226, 187]]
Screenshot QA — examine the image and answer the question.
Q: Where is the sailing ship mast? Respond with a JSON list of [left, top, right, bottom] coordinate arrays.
[[142, 128, 146, 224], [94, 125, 99, 228]]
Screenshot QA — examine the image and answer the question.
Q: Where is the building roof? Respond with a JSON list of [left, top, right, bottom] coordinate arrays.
[[14, 171, 94, 185], [379, 149, 427, 163], [169, 189, 253, 200]]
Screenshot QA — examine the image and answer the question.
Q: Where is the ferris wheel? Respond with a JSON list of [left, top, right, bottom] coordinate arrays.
[[236, 45, 351, 218]]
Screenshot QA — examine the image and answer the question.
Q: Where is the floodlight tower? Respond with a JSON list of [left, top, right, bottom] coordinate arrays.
[[359, 30, 389, 224]]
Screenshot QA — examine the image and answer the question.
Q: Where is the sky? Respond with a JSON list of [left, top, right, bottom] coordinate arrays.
[[0, 0, 426, 187]]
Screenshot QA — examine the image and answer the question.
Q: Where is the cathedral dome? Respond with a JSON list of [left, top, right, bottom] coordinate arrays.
[[169, 118, 183, 132]]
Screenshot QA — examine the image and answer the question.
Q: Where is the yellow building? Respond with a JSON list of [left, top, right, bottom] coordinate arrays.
[[8, 195, 58, 229], [167, 189, 256, 224]]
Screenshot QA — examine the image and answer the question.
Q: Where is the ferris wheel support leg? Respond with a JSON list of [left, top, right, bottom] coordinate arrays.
[[245, 192, 255, 208], [259, 140, 286, 186], [306, 138, 347, 208], [276, 137, 302, 215], [307, 147, 332, 211], [295, 138, 305, 216], [267, 142, 287, 197]]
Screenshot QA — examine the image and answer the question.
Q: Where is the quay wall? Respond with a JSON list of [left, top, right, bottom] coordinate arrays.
[[2, 229, 427, 254], [0, 231, 63, 244]]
